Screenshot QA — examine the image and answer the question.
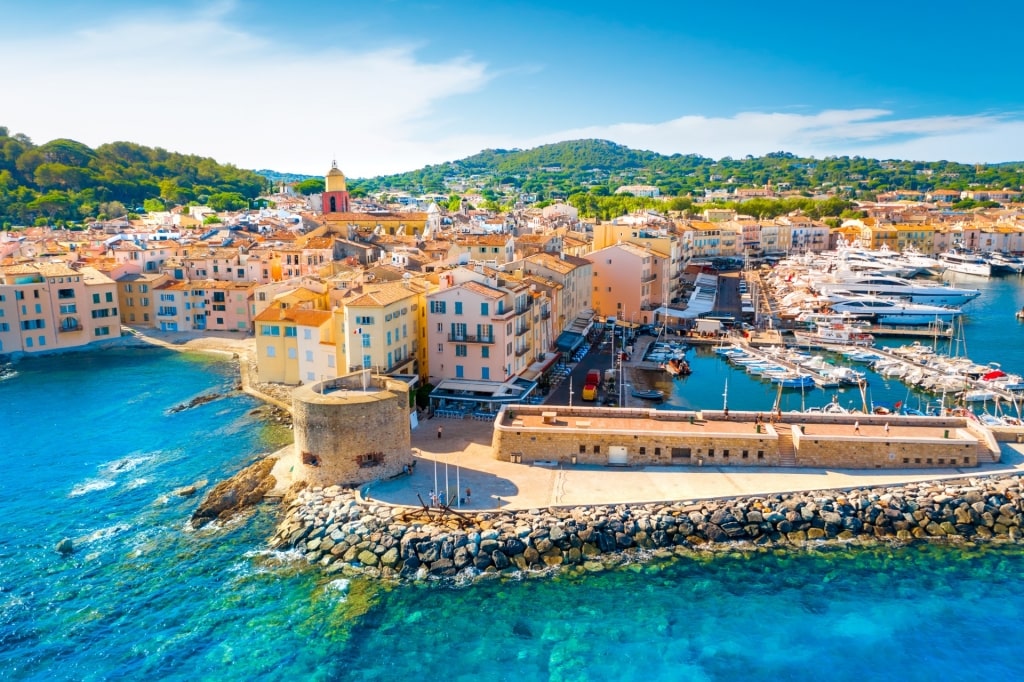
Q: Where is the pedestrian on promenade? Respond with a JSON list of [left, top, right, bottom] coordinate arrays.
[[465, 487, 471, 503], [854, 420, 860, 434], [437, 425, 443, 439], [884, 422, 890, 434]]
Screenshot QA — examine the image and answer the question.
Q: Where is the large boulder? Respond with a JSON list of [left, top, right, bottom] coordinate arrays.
[[190, 457, 277, 527]]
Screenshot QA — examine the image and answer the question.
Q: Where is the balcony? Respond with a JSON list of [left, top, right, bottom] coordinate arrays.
[[448, 333, 495, 344], [540, 310, 551, 320], [641, 273, 657, 283], [515, 343, 532, 357], [514, 323, 530, 337], [58, 317, 81, 333], [514, 298, 534, 315]]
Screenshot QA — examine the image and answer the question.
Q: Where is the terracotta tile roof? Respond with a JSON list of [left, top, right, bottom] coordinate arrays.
[[460, 280, 506, 300]]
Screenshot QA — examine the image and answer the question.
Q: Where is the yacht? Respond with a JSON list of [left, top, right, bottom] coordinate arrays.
[[826, 294, 963, 325], [985, 252, 1024, 275], [937, 250, 991, 277], [792, 320, 875, 348], [813, 273, 981, 307]]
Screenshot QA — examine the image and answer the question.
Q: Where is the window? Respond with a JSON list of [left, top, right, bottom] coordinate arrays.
[[92, 293, 101, 304], [327, 355, 335, 368], [105, 292, 113, 303], [284, 327, 297, 337], [455, 365, 464, 378], [481, 367, 489, 380], [362, 334, 371, 348], [386, 331, 392, 345], [58, 288, 74, 299], [287, 348, 297, 359], [15, 291, 23, 300], [437, 343, 443, 353], [140, 284, 149, 293], [593, 445, 600, 453], [25, 337, 32, 347], [303, 328, 312, 340], [454, 301, 463, 315], [579, 444, 586, 454], [260, 325, 280, 336], [355, 315, 375, 325], [95, 327, 110, 337], [639, 447, 646, 455], [481, 346, 489, 358], [429, 300, 446, 314], [0, 323, 8, 332], [403, 324, 407, 339], [481, 302, 489, 315], [59, 304, 76, 314], [266, 346, 276, 358], [34, 304, 41, 314], [362, 355, 372, 369], [455, 344, 467, 357]]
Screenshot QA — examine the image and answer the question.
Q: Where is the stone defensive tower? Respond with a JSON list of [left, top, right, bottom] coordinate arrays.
[[291, 370, 411, 487]]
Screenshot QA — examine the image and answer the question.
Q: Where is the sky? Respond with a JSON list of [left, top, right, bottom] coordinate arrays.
[[3, 0, 1024, 178]]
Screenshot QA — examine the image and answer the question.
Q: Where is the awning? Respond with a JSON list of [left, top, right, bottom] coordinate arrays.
[[519, 352, 562, 381], [555, 331, 585, 353]]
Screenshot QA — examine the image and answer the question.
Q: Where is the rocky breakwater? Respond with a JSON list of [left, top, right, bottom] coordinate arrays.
[[270, 474, 1024, 581]]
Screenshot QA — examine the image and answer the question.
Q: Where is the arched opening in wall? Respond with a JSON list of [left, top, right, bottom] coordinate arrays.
[[302, 451, 321, 467], [329, 196, 337, 212]]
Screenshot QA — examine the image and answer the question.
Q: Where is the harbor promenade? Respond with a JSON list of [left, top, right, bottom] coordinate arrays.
[[362, 415, 1024, 511]]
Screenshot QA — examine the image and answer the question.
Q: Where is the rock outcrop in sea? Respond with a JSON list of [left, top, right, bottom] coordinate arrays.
[[270, 474, 1024, 581], [191, 458, 277, 527]]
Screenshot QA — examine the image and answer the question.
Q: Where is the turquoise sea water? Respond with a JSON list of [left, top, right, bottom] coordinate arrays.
[[3, 281, 1024, 680]]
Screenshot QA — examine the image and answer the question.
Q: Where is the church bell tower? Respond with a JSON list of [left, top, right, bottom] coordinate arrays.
[[322, 160, 350, 214]]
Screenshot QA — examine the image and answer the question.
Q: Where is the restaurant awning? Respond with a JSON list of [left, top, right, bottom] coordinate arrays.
[[555, 331, 585, 353]]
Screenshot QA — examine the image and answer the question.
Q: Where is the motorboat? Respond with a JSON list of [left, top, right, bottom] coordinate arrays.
[[825, 294, 962, 325], [985, 252, 1024, 275], [812, 273, 980, 307], [937, 250, 991, 277], [792, 320, 875, 348], [630, 388, 666, 401]]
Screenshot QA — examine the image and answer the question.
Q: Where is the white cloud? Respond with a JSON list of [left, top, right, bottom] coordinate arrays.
[[0, 4, 491, 176], [527, 109, 1024, 164]]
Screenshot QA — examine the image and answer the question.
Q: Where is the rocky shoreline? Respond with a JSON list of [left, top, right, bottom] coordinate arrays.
[[269, 473, 1024, 582]]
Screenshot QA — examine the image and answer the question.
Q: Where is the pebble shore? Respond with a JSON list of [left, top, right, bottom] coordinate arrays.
[[270, 473, 1024, 581]]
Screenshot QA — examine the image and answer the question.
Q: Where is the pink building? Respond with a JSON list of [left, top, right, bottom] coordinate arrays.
[[585, 242, 654, 324]]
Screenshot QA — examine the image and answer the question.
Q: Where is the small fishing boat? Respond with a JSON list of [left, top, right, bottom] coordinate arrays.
[[630, 388, 665, 401]]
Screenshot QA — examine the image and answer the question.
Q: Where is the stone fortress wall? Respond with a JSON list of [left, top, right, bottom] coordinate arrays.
[[492, 405, 998, 469], [291, 371, 412, 487]]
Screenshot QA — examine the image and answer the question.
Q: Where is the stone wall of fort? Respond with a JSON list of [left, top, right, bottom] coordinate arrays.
[[491, 405, 991, 470], [292, 373, 412, 487]]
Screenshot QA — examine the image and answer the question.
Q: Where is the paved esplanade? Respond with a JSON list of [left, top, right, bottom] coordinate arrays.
[[363, 417, 1024, 511]]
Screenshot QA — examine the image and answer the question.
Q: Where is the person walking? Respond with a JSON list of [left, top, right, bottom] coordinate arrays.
[[465, 487, 472, 503], [853, 420, 860, 434], [884, 422, 890, 434], [437, 425, 443, 439]]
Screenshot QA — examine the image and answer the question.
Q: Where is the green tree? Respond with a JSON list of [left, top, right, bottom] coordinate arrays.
[[294, 178, 325, 195], [143, 197, 165, 212]]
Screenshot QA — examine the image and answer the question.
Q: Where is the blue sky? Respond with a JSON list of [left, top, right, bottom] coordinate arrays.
[[3, 0, 1024, 176]]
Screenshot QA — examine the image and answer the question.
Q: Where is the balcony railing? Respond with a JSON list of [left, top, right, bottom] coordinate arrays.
[[514, 323, 530, 337], [515, 344, 532, 357], [58, 317, 81, 333], [641, 273, 657, 283], [448, 333, 495, 344], [540, 310, 551, 320]]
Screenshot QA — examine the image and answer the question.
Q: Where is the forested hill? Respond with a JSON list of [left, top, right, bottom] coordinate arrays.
[[0, 126, 267, 227], [352, 138, 1024, 200]]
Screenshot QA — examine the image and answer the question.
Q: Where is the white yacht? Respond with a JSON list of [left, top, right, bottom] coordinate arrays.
[[937, 250, 991, 277], [813, 273, 981, 307], [825, 294, 963, 325], [985, 252, 1024, 275]]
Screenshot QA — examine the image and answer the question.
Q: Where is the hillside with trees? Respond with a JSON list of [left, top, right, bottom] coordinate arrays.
[[0, 126, 267, 227], [352, 140, 1024, 211]]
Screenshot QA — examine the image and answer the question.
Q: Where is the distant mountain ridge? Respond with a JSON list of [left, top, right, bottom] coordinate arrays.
[[351, 139, 1024, 202]]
